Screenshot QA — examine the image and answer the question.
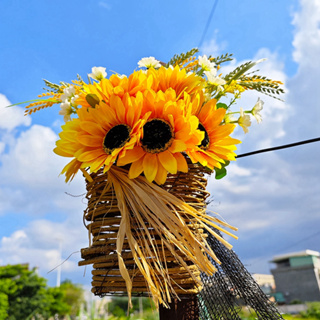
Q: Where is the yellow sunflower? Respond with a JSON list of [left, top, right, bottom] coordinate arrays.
[[147, 65, 204, 99], [117, 89, 204, 184], [54, 92, 148, 180], [54, 119, 83, 182], [187, 99, 241, 170], [75, 71, 152, 109]]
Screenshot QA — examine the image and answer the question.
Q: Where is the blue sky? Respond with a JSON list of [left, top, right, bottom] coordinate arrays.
[[0, 0, 319, 291]]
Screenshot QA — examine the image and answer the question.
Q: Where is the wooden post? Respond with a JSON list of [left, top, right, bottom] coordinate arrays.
[[159, 295, 199, 320]]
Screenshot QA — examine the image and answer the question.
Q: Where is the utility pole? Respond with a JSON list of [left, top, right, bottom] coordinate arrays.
[[56, 238, 62, 287], [139, 296, 143, 317], [159, 295, 199, 320]]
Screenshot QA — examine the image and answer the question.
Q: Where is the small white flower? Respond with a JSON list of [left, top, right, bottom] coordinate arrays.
[[202, 88, 212, 101], [224, 113, 237, 123], [204, 69, 226, 86], [138, 57, 161, 69], [60, 86, 76, 101], [251, 98, 264, 123], [70, 95, 79, 105], [238, 107, 251, 134], [198, 55, 215, 71], [88, 66, 107, 81], [59, 101, 73, 122], [216, 84, 225, 92]]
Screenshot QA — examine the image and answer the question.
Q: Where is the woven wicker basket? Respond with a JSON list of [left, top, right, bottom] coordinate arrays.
[[78, 160, 210, 297]]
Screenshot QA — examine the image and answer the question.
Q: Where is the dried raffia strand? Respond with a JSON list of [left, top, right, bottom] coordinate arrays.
[[79, 162, 237, 308]]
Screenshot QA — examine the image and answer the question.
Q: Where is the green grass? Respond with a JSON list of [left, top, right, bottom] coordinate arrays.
[[282, 315, 319, 320]]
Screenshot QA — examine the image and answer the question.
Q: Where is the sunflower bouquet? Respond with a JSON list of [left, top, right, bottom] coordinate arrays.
[[17, 48, 283, 307]]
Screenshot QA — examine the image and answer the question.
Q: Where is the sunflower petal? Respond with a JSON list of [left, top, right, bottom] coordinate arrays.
[[154, 161, 168, 185], [61, 158, 82, 182], [158, 150, 177, 174], [110, 94, 126, 123], [80, 121, 105, 136], [54, 146, 73, 157], [143, 153, 158, 182], [77, 134, 103, 147], [90, 155, 109, 172], [169, 140, 186, 153], [173, 153, 188, 173], [117, 146, 145, 166], [76, 149, 106, 162], [129, 159, 144, 179]]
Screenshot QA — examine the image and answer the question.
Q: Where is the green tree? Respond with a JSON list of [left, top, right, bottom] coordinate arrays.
[[0, 264, 52, 319], [46, 286, 71, 318], [0, 292, 9, 320], [108, 297, 156, 319], [0, 264, 84, 320], [58, 280, 85, 319]]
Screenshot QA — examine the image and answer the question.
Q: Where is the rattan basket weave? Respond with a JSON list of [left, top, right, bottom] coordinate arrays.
[[79, 160, 210, 297]]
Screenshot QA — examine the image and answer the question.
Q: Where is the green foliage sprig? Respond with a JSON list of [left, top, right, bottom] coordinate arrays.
[[210, 53, 233, 65], [238, 75, 285, 100], [224, 61, 258, 83], [166, 48, 199, 67], [43, 79, 61, 93]]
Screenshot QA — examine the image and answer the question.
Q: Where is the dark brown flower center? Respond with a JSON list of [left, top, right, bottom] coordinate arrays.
[[103, 124, 131, 154], [198, 123, 210, 150], [141, 119, 174, 153]]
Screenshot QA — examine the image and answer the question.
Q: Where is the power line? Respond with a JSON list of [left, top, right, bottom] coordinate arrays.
[[248, 230, 320, 270], [237, 137, 320, 159], [198, 0, 219, 49], [247, 231, 320, 273], [272, 230, 320, 257]]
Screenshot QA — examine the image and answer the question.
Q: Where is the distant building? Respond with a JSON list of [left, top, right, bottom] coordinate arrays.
[[270, 249, 320, 304], [252, 273, 275, 295]]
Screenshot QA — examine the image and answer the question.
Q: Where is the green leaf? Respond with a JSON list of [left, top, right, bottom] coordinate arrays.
[[85, 94, 100, 107], [215, 167, 227, 179], [216, 103, 228, 110], [6, 98, 60, 108], [214, 160, 230, 180]]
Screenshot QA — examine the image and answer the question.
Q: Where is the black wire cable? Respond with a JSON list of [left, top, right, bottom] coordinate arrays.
[[237, 137, 320, 159], [195, 4, 320, 160], [196, 3, 320, 160], [198, 0, 219, 48], [248, 230, 320, 271]]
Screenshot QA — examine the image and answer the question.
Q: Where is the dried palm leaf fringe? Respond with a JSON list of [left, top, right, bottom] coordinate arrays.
[[88, 166, 238, 308]]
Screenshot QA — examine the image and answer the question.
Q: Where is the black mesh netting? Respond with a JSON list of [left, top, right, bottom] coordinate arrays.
[[197, 229, 284, 320]]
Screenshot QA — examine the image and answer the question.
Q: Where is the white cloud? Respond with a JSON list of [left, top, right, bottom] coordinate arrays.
[[285, 0, 320, 139], [227, 164, 251, 177], [292, 0, 320, 68], [0, 219, 91, 284], [98, 1, 111, 10], [0, 142, 4, 155], [0, 124, 86, 215], [200, 33, 227, 57], [204, 0, 320, 272], [0, 0, 319, 285], [216, 48, 290, 153], [0, 103, 90, 284], [0, 94, 31, 131]]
